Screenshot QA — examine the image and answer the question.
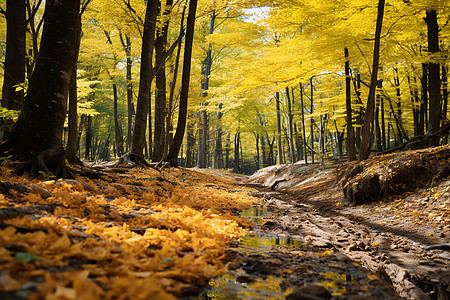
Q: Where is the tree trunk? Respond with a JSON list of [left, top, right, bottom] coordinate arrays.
[[300, 83, 308, 165], [113, 84, 124, 157], [286, 87, 295, 163], [85, 116, 92, 160], [167, 0, 198, 166], [310, 78, 315, 164], [375, 78, 383, 151], [161, 5, 186, 163], [1, 0, 26, 110], [2, 0, 80, 178], [419, 63, 428, 136], [393, 67, 403, 144], [119, 34, 134, 151], [425, 10, 441, 146], [152, 0, 173, 162], [276, 92, 283, 164], [442, 65, 448, 144], [345, 47, 356, 161], [127, 0, 158, 163], [66, 16, 82, 164], [234, 131, 240, 173], [359, 0, 385, 160]]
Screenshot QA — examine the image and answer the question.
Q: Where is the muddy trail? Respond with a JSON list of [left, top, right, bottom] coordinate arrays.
[[195, 147, 450, 300]]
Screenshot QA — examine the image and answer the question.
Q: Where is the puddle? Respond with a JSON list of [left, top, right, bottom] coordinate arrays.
[[197, 269, 293, 300], [240, 207, 273, 225], [239, 235, 303, 250]]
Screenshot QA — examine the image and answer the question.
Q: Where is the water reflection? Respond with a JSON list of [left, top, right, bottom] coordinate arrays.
[[197, 269, 293, 300]]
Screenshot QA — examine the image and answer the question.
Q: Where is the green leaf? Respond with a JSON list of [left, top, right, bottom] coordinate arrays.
[[161, 257, 174, 264], [15, 252, 42, 263]]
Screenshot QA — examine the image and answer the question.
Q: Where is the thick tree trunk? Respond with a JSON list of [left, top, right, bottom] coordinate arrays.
[[3, 0, 80, 178], [1, 0, 26, 110], [152, 0, 173, 162], [66, 16, 82, 164], [167, 0, 198, 166], [124, 0, 158, 165], [425, 10, 441, 146], [345, 48, 356, 161], [359, 0, 385, 160]]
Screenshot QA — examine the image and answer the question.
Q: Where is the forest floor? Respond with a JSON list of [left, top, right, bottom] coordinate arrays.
[[0, 145, 449, 299]]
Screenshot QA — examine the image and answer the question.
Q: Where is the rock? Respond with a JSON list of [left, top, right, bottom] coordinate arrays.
[[29, 184, 54, 198], [286, 285, 332, 300], [236, 275, 255, 283]]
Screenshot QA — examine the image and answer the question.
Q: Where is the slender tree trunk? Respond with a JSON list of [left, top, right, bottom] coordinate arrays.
[[359, 0, 385, 160], [167, 0, 198, 166], [419, 63, 428, 136], [85, 116, 92, 160], [234, 131, 240, 173], [310, 78, 315, 164], [225, 133, 230, 169], [126, 36, 134, 150], [113, 84, 124, 157], [276, 92, 283, 164], [442, 65, 448, 144], [425, 10, 441, 146], [345, 47, 356, 160], [255, 133, 260, 169], [286, 87, 295, 163], [355, 73, 362, 150], [300, 83, 308, 164], [161, 5, 186, 163], [394, 68, 403, 144], [25, 0, 43, 76], [2, 0, 26, 110], [128, 0, 159, 161]]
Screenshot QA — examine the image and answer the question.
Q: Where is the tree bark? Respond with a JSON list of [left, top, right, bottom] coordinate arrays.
[[359, 0, 385, 161], [167, 0, 198, 166], [300, 83, 308, 165], [66, 15, 83, 164], [152, 0, 173, 162], [127, 0, 158, 163], [2, 0, 80, 178], [161, 5, 186, 163], [442, 65, 448, 144], [345, 47, 356, 161], [286, 87, 295, 163], [234, 131, 240, 173], [1, 0, 26, 110], [275, 92, 283, 164], [113, 84, 124, 157], [425, 10, 441, 146], [310, 78, 315, 164]]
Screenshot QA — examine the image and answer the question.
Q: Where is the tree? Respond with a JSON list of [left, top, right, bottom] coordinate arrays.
[[1, 0, 26, 111], [167, 0, 198, 166], [0, 0, 81, 177], [345, 47, 356, 161], [425, 9, 441, 146], [118, 0, 158, 166], [359, 0, 385, 161]]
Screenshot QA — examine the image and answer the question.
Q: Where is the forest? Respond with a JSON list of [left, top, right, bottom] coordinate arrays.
[[0, 0, 449, 299]]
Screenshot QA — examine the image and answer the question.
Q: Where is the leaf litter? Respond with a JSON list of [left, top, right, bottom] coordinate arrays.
[[0, 166, 256, 299]]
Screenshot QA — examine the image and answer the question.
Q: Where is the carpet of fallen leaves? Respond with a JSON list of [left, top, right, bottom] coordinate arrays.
[[0, 165, 257, 299]]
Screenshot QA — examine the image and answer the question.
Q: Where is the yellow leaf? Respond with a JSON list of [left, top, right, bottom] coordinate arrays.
[[434, 192, 440, 199], [281, 269, 294, 274], [367, 274, 379, 281]]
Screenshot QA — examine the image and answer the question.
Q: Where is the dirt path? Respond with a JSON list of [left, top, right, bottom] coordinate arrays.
[[195, 163, 450, 299], [226, 165, 449, 299]]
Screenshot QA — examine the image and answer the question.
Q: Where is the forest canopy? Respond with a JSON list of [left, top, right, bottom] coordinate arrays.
[[0, 0, 448, 175]]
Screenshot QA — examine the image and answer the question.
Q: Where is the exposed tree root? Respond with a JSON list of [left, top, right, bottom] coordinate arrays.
[[115, 152, 161, 173], [0, 204, 61, 221], [379, 122, 450, 155], [343, 145, 450, 205], [14, 145, 73, 179]]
